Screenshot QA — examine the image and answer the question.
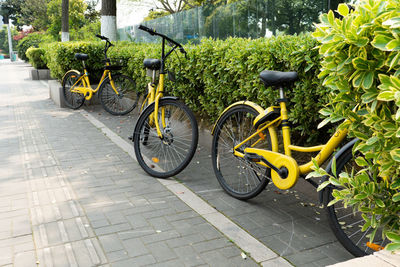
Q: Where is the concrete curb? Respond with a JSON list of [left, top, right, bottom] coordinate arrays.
[[328, 250, 400, 267]]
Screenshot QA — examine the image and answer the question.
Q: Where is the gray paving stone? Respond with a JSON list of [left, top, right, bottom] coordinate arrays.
[[146, 241, 177, 262], [112, 254, 156, 267], [106, 249, 130, 263], [141, 230, 181, 245], [91, 219, 110, 229], [166, 233, 206, 248], [99, 234, 125, 253], [148, 258, 185, 267], [174, 245, 205, 266], [14, 250, 36, 267], [126, 214, 149, 229], [94, 223, 132, 236], [285, 247, 329, 266], [147, 217, 173, 232], [122, 238, 149, 257], [193, 238, 232, 253]]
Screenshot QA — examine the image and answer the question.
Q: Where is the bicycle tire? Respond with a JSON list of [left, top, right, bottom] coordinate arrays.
[[133, 98, 198, 178], [99, 74, 139, 115], [62, 70, 85, 109], [324, 145, 389, 256], [212, 104, 271, 200]]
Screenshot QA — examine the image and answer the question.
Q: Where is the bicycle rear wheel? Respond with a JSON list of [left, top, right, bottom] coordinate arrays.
[[325, 146, 389, 256], [99, 74, 139, 115], [62, 71, 85, 109], [133, 98, 198, 178], [212, 104, 271, 200]]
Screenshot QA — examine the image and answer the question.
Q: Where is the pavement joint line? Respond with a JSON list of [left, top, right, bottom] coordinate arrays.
[[80, 109, 289, 265]]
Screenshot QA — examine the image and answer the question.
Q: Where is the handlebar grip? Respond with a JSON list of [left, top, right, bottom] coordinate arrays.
[[138, 25, 156, 35]]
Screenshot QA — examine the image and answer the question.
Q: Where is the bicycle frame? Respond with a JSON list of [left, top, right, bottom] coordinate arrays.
[[68, 64, 119, 101], [213, 87, 349, 189]]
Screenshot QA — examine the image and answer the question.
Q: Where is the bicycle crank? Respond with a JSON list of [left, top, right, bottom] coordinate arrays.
[[242, 148, 299, 190]]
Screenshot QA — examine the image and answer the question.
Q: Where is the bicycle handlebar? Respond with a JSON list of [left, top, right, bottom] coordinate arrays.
[[138, 24, 186, 55], [96, 34, 109, 41]]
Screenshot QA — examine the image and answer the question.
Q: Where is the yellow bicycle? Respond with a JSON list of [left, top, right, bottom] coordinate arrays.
[[62, 34, 139, 115], [132, 25, 198, 178], [211, 70, 387, 256]]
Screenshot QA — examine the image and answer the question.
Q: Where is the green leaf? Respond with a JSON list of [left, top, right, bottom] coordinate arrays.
[[393, 192, 400, 202], [361, 91, 378, 103], [362, 71, 374, 89], [386, 242, 400, 251], [317, 181, 331, 192], [332, 157, 337, 177], [355, 37, 369, 47], [387, 232, 400, 242], [375, 199, 385, 208], [327, 198, 340, 207], [381, 122, 397, 131], [377, 91, 395, 101], [354, 193, 368, 200], [337, 3, 349, 17], [355, 157, 368, 167], [371, 35, 393, 51], [386, 39, 400, 51], [390, 75, 400, 90], [352, 58, 370, 70], [390, 149, 400, 162], [318, 117, 331, 129], [391, 180, 400, 190], [366, 136, 378, 145]]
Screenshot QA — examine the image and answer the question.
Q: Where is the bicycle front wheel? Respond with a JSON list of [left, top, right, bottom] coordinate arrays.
[[62, 70, 85, 109], [133, 99, 198, 178], [325, 146, 389, 256], [212, 104, 271, 200], [99, 74, 139, 115]]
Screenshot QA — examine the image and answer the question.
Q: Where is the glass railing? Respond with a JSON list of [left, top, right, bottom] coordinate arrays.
[[118, 0, 348, 43]]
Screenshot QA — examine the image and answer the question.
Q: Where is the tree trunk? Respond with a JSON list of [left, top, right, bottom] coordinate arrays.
[[61, 0, 69, 41], [101, 0, 117, 41]]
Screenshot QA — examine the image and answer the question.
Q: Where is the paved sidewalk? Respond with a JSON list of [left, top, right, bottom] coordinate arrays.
[[0, 62, 273, 266], [0, 61, 359, 267]]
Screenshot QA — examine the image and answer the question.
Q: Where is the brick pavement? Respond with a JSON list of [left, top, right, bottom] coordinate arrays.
[[82, 74, 356, 265], [0, 62, 271, 266]]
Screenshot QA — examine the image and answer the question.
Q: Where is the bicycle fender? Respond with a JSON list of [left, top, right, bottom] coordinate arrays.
[[211, 101, 265, 135], [62, 69, 81, 84], [318, 138, 359, 204]]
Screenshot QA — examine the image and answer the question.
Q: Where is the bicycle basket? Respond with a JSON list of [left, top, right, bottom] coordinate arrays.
[[109, 58, 128, 67]]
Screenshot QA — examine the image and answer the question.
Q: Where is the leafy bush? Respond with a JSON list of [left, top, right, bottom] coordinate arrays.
[[44, 35, 328, 144], [26, 47, 47, 69], [313, 1, 400, 251], [17, 32, 54, 61], [70, 21, 101, 41], [44, 41, 104, 83]]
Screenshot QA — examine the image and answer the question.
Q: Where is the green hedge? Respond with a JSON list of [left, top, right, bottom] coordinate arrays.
[[26, 47, 47, 69], [44, 35, 329, 144], [17, 33, 54, 61]]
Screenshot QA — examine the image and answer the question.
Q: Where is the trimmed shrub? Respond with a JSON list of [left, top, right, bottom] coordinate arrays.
[[44, 35, 328, 144], [313, 1, 400, 251], [26, 47, 47, 69], [44, 41, 104, 83], [17, 33, 52, 61]]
